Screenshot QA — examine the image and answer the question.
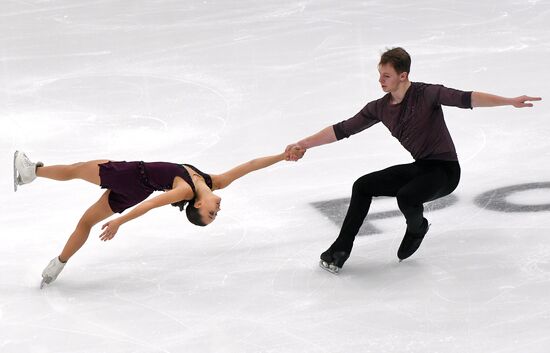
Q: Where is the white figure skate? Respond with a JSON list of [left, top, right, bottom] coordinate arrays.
[[13, 150, 43, 192], [41, 257, 66, 288]]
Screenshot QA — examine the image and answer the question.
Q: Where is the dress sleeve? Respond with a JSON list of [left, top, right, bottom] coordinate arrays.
[[332, 100, 380, 140], [428, 84, 473, 109]]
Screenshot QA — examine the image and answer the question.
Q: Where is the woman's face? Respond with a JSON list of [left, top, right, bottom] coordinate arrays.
[[196, 194, 222, 225]]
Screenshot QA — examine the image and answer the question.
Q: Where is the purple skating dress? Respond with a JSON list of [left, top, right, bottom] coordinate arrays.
[[98, 161, 212, 213]]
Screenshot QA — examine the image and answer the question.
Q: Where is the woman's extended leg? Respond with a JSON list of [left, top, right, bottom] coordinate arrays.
[[36, 160, 109, 185], [58, 190, 114, 262], [42, 190, 114, 286]]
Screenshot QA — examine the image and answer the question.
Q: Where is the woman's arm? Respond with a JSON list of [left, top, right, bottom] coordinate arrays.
[[471, 92, 541, 108], [99, 187, 189, 241], [214, 152, 288, 190]]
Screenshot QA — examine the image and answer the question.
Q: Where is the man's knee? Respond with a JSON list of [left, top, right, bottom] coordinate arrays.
[[396, 189, 419, 210], [352, 175, 377, 196]]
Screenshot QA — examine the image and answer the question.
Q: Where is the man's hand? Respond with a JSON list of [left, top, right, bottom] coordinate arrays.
[[472, 92, 542, 108], [510, 95, 542, 108], [285, 144, 306, 161]]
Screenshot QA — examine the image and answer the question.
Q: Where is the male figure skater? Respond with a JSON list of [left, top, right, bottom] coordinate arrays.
[[286, 47, 541, 274]]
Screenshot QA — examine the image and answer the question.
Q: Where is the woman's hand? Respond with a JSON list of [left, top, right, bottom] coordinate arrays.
[[285, 144, 306, 161], [100, 219, 121, 241]]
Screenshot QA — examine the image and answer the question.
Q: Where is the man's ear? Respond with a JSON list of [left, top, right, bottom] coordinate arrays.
[[400, 72, 408, 81], [194, 200, 202, 208]]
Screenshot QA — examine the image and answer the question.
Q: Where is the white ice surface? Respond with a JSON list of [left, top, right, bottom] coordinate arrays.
[[1, 1, 550, 352]]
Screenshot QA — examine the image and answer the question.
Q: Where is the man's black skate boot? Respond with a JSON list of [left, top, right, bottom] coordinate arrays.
[[397, 218, 430, 262], [319, 247, 349, 274]]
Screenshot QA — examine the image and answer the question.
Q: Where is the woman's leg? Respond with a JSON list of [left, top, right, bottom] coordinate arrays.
[[59, 190, 114, 262], [36, 160, 109, 185]]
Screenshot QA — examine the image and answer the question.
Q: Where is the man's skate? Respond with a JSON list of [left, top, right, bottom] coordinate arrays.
[[41, 257, 66, 288], [398, 218, 430, 262], [319, 248, 349, 274], [13, 150, 43, 192]]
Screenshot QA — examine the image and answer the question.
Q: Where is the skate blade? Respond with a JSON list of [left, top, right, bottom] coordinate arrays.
[[13, 151, 18, 192], [319, 260, 340, 274], [40, 276, 52, 289]]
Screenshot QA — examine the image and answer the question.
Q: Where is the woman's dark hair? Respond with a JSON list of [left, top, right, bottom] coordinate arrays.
[[379, 47, 411, 75], [171, 200, 188, 211], [171, 198, 207, 227], [185, 200, 207, 227]]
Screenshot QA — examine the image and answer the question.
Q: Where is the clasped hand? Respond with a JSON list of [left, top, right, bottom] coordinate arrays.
[[284, 144, 306, 161]]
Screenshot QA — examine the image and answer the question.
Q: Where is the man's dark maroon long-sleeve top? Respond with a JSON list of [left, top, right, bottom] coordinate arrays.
[[333, 82, 473, 161]]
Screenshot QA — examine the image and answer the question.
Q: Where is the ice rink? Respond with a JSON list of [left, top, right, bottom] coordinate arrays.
[[1, 1, 550, 352]]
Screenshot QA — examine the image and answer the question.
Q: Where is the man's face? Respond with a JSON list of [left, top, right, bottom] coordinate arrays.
[[378, 64, 407, 93]]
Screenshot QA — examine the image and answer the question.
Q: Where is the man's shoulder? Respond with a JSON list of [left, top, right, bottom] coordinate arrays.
[[367, 93, 390, 106], [412, 81, 442, 89], [411, 82, 446, 98]]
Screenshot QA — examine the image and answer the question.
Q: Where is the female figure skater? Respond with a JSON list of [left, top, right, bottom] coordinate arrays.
[[13, 148, 304, 287]]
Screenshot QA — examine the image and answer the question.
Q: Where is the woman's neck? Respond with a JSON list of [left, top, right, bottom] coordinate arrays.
[[193, 177, 211, 201]]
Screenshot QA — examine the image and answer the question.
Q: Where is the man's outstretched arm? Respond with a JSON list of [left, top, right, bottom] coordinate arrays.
[[471, 92, 541, 108], [285, 126, 338, 161]]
